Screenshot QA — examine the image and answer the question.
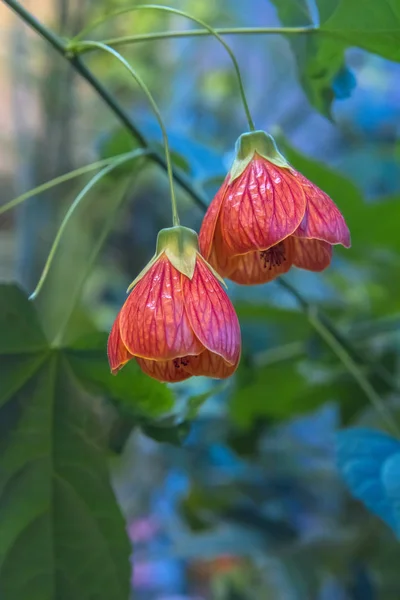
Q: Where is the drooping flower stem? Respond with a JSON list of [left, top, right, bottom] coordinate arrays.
[[29, 149, 150, 301], [278, 278, 400, 438], [72, 4, 256, 132], [69, 40, 180, 226], [4, 0, 398, 424], [3, 0, 209, 213]]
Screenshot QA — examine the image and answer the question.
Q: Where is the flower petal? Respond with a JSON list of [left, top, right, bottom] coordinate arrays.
[[219, 156, 306, 254], [199, 175, 228, 260], [226, 239, 294, 285], [292, 237, 333, 271], [119, 254, 204, 361], [183, 256, 241, 365], [136, 357, 193, 383], [206, 219, 235, 278], [185, 350, 238, 379], [295, 173, 351, 247], [107, 312, 133, 374]]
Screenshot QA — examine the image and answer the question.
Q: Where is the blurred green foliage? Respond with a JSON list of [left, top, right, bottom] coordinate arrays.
[[1, 0, 400, 598]]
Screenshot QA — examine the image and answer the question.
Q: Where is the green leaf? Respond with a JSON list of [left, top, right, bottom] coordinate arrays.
[[143, 420, 191, 446], [271, 0, 345, 116], [100, 127, 139, 161], [33, 164, 137, 345], [0, 285, 131, 599], [347, 194, 400, 254], [0, 285, 47, 354], [236, 301, 311, 340], [321, 0, 400, 62], [273, 0, 400, 116], [0, 354, 48, 407], [230, 359, 369, 428], [230, 363, 308, 428], [66, 332, 175, 419]]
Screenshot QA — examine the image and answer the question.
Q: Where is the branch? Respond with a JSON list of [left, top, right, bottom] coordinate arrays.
[[4, 0, 397, 426], [3, 0, 209, 213]]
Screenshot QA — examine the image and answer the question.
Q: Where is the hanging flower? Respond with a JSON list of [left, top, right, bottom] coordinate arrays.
[[108, 226, 241, 382], [199, 131, 351, 285]]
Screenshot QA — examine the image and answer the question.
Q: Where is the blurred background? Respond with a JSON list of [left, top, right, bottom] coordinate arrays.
[[1, 0, 400, 598]]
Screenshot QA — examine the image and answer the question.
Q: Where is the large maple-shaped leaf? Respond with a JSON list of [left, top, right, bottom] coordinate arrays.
[[0, 284, 151, 599]]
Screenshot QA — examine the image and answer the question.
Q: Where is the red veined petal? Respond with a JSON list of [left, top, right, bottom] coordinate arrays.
[[183, 256, 241, 366], [185, 349, 239, 379], [292, 237, 332, 271], [107, 312, 133, 374], [199, 175, 229, 260], [137, 350, 238, 382], [219, 156, 306, 254], [294, 173, 351, 247], [136, 357, 193, 383], [205, 219, 235, 279], [119, 254, 204, 361], [226, 238, 294, 285]]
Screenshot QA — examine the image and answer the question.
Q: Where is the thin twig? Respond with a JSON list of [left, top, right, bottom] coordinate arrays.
[[4, 0, 398, 428], [3, 0, 209, 213], [96, 26, 316, 51], [277, 279, 400, 437]]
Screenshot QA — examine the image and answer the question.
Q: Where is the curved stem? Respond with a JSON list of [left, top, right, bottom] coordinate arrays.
[[53, 181, 137, 346], [30, 149, 149, 300], [278, 278, 399, 437], [309, 310, 399, 437], [70, 40, 180, 225], [3, 0, 209, 213], [0, 151, 144, 216], [5, 0, 399, 430], [95, 26, 317, 49], [73, 4, 256, 131]]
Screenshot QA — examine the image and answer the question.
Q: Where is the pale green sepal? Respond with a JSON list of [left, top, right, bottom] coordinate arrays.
[[229, 130, 290, 182], [126, 253, 159, 293], [199, 255, 228, 289], [157, 226, 199, 280]]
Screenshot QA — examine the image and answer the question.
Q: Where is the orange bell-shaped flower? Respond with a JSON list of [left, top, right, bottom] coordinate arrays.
[[108, 226, 241, 382], [199, 131, 351, 285]]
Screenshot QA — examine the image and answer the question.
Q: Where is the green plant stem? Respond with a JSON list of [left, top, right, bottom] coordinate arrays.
[[277, 278, 399, 437], [96, 26, 316, 49], [30, 149, 149, 301], [2, 0, 209, 214], [4, 0, 397, 427], [73, 4, 256, 131], [71, 40, 180, 226], [0, 152, 145, 215], [52, 180, 136, 346]]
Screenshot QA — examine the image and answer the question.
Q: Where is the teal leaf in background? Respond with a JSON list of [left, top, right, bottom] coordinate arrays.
[[336, 428, 400, 536]]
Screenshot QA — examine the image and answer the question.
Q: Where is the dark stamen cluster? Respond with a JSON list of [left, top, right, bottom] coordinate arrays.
[[173, 357, 190, 369], [260, 242, 286, 270]]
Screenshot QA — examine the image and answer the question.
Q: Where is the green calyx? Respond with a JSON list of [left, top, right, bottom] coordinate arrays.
[[156, 226, 199, 279], [127, 226, 199, 291], [156, 225, 199, 255], [229, 130, 290, 182], [127, 225, 228, 293]]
